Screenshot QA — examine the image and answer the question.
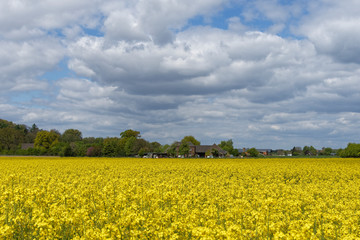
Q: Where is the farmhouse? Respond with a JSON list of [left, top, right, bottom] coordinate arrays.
[[176, 142, 227, 158]]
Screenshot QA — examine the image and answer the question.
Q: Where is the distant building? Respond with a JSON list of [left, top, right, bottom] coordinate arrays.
[[256, 149, 272, 156], [175, 142, 227, 158], [21, 143, 34, 150]]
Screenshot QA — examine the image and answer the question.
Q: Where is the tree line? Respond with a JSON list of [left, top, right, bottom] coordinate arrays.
[[0, 119, 243, 157], [0, 119, 157, 157], [0, 118, 356, 157]]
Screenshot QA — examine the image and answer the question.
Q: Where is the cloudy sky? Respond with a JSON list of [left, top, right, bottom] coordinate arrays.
[[1, 0, 360, 149]]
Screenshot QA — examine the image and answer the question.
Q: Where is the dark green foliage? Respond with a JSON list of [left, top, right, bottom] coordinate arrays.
[[247, 148, 259, 157], [179, 142, 190, 157], [60, 144, 74, 157], [120, 129, 141, 139], [150, 142, 162, 152], [103, 138, 122, 157], [167, 142, 178, 157], [0, 119, 14, 129], [339, 143, 360, 157], [303, 146, 317, 156], [61, 129, 82, 143], [0, 128, 24, 150], [34, 131, 59, 150], [86, 146, 102, 157], [138, 147, 150, 157], [181, 136, 200, 145], [211, 148, 219, 157], [291, 147, 302, 156], [218, 139, 239, 156]]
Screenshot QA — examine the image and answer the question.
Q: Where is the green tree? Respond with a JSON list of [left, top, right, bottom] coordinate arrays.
[[150, 142, 162, 152], [34, 131, 60, 151], [320, 147, 333, 156], [0, 119, 14, 129], [167, 142, 178, 157], [211, 148, 220, 158], [339, 143, 360, 157], [247, 148, 259, 157], [30, 123, 39, 133], [24, 123, 40, 143], [86, 146, 102, 157], [219, 139, 239, 156], [120, 129, 141, 139], [0, 127, 24, 151], [124, 136, 137, 156], [61, 129, 82, 143], [291, 147, 302, 156], [103, 138, 121, 157], [179, 142, 190, 157], [303, 146, 317, 156], [161, 144, 170, 153], [181, 136, 200, 145], [309, 146, 317, 156], [138, 147, 150, 157]]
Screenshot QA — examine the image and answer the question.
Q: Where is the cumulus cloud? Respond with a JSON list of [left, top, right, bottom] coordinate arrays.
[[2, 0, 360, 148], [297, 1, 360, 63], [100, 0, 228, 44], [0, 0, 100, 35], [68, 28, 319, 103], [0, 38, 64, 93]]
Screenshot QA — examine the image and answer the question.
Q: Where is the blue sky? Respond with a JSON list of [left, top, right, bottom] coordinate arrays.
[[1, 0, 360, 149]]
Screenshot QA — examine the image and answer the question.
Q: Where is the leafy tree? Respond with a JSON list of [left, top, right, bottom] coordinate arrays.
[[320, 147, 333, 156], [134, 138, 149, 155], [0, 127, 24, 150], [150, 142, 162, 152], [181, 136, 200, 145], [15, 124, 28, 135], [30, 124, 39, 133], [219, 139, 239, 156], [161, 144, 170, 153], [125, 136, 137, 156], [83, 137, 103, 145], [179, 142, 190, 157], [303, 146, 317, 156], [339, 143, 360, 157], [86, 146, 102, 157], [291, 147, 302, 156], [34, 131, 60, 151], [167, 142, 178, 157], [61, 129, 82, 143], [247, 148, 259, 157], [120, 129, 141, 139], [59, 143, 73, 157], [71, 141, 88, 156], [211, 148, 220, 157], [24, 123, 40, 143], [138, 147, 150, 157], [0, 119, 14, 129], [103, 138, 121, 157]]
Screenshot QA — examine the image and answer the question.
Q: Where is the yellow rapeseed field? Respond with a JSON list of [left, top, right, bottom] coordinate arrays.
[[1, 157, 360, 239]]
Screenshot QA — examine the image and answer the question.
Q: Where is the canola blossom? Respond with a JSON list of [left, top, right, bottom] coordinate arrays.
[[1, 157, 360, 239]]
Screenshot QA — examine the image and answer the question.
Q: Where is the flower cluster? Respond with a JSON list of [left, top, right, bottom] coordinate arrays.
[[1, 157, 360, 239]]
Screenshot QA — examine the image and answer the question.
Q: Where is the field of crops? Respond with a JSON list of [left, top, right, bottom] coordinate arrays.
[[1, 157, 360, 239]]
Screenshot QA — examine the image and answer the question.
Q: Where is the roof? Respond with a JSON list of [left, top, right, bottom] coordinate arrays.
[[195, 144, 227, 154], [21, 143, 34, 150]]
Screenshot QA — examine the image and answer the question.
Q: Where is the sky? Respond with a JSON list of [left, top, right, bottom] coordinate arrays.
[[1, 0, 360, 149]]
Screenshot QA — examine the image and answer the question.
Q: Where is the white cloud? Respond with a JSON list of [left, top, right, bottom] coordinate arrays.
[[10, 79, 48, 91], [2, 0, 360, 149], [0, 0, 100, 34], [297, 1, 360, 63], [0, 38, 64, 93]]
